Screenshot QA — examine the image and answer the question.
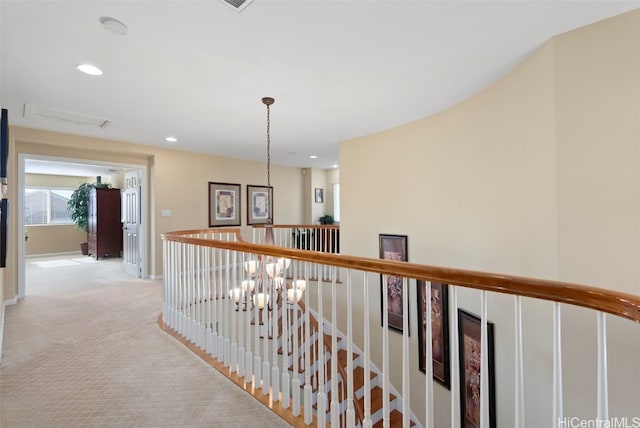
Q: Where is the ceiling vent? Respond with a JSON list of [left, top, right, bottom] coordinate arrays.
[[218, 0, 254, 12], [23, 104, 112, 129]]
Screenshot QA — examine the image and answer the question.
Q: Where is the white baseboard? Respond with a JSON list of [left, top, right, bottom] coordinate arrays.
[[26, 251, 83, 259], [4, 298, 17, 305], [0, 299, 10, 367]]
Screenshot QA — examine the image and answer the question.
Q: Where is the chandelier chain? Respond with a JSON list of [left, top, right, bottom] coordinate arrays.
[[266, 103, 271, 191]]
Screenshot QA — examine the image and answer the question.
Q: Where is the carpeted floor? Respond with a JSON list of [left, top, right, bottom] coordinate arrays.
[[0, 254, 290, 427]]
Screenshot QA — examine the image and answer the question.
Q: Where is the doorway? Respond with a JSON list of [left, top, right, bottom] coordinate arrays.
[[18, 154, 148, 299]]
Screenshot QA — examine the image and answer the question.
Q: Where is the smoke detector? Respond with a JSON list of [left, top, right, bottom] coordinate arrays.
[[99, 16, 128, 35]]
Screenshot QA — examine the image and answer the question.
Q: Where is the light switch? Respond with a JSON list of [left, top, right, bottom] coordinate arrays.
[[161, 209, 172, 217]]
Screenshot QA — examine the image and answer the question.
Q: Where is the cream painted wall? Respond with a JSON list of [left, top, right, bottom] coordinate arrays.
[[553, 10, 640, 420], [24, 173, 116, 256], [25, 225, 87, 256], [310, 168, 326, 223], [301, 168, 311, 222], [325, 168, 339, 221], [301, 167, 340, 224], [340, 10, 640, 428], [5, 126, 303, 300]]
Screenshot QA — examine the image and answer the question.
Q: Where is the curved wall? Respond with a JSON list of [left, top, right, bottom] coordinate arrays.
[[340, 9, 640, 427]]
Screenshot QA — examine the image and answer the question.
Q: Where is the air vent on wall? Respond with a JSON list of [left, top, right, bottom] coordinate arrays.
[[218, 0, 254, 12], [23, 104, 112, 129]]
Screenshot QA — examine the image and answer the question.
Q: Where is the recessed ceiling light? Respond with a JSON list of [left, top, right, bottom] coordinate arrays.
[[165, 136, 177, 143], [309, 155, 318, 159], [76, 64, 103, 76], [333, 164, 338, 168]]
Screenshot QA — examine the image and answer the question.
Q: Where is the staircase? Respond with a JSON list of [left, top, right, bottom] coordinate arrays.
[[162, 289, 418, 427], [271, 298, 418, 427]]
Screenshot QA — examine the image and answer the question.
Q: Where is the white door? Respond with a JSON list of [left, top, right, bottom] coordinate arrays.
[[122, 170, 141, 277]]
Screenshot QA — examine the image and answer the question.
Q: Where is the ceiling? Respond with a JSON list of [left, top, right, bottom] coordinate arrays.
[[3, 1, 640, 172]]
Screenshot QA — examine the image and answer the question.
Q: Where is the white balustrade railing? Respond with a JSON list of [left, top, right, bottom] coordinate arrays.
[[162, 228, 640, 428], [252, 225, 340, 283]]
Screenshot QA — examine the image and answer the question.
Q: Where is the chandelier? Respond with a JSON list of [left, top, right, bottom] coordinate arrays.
[[225, 97, 306, 319]]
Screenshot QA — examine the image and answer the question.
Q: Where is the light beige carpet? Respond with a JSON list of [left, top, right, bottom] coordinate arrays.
[[0, 254, 290, 427]]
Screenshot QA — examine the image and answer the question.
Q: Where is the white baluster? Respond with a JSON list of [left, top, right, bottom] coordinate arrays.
[[180, 243, 186, 335], [162, 240, 168, 326], [382, 274, 390, 426], [262, 262, 271, 396], [363, 273, 372, 428], [253, 256, 262, 388], [186, 244, 192, 341], [331, 267, 339, 427], [424, 282, 434, 428], [317, 276, 326, 427], [402, 277, 410, 428], [346, 270, 356, 428], [165, 241, 171, 327], [182, 243, 188, 336], [244, 254, 253, 383], [224, 248, 231, 368], [190, 244, 196, 343], [292, 295, 301, 416], [514, 296, 525, 428], [231, 250, 238, 373], [272, 272, 280, 402], [205, 246, 213, 356], [233, 252, 246, 377], [450, 285, 460, 428], [196, 244, 202, 346], [303, 263, 313, 425], [281, 277, 290, 409], [211, 246, 219, 359], [216, 247, 224, 361], [480, 290, 489, 428], [237, 261, 245, 378], [597, 311, 609, 422], [552, 303, 563, 427]]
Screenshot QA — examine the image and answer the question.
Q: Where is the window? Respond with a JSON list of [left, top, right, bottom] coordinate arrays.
[[333, 183, 340, 222], [24, 188, 74, 225]]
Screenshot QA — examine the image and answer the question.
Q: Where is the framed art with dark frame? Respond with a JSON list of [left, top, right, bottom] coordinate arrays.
[[378, 234, 408, 334], [315, 187, 324, 203], [247, 184, 273, 225], [208, 182, 241, 227], [458, 309, 496, 428], [417, 281, 450, 389]]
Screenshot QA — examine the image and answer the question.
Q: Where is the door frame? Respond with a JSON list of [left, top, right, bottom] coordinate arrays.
[[18, 153, 149, 299]]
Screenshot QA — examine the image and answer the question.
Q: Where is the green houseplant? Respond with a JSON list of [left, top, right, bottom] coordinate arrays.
[[318, 214, 335, 225], [67, 181, 111, 254]]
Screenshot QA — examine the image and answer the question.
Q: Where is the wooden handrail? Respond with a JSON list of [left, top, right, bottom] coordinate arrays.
[[162, 230, 640, 323], [162, 228, 244, 238], [252, 224, 340, 229]]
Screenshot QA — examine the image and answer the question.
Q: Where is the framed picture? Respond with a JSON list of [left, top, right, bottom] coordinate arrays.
[[378, 234, 408, 334], [418, 281, 450, 389], [247, 184, 273, 225], [208, 182, 241, 227], [458, 309, 496, 428], [315, 187, 324, 203]]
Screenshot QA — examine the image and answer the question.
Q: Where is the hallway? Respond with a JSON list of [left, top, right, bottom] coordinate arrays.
[[0, 254, 289, 427]]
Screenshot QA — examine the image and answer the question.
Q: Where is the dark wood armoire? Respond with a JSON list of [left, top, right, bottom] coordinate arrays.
[[87, 187, 123, 260]]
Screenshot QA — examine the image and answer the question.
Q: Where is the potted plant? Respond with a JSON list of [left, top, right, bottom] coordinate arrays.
[[319, 214, 334, 225], [67, 181, 111, 255]]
